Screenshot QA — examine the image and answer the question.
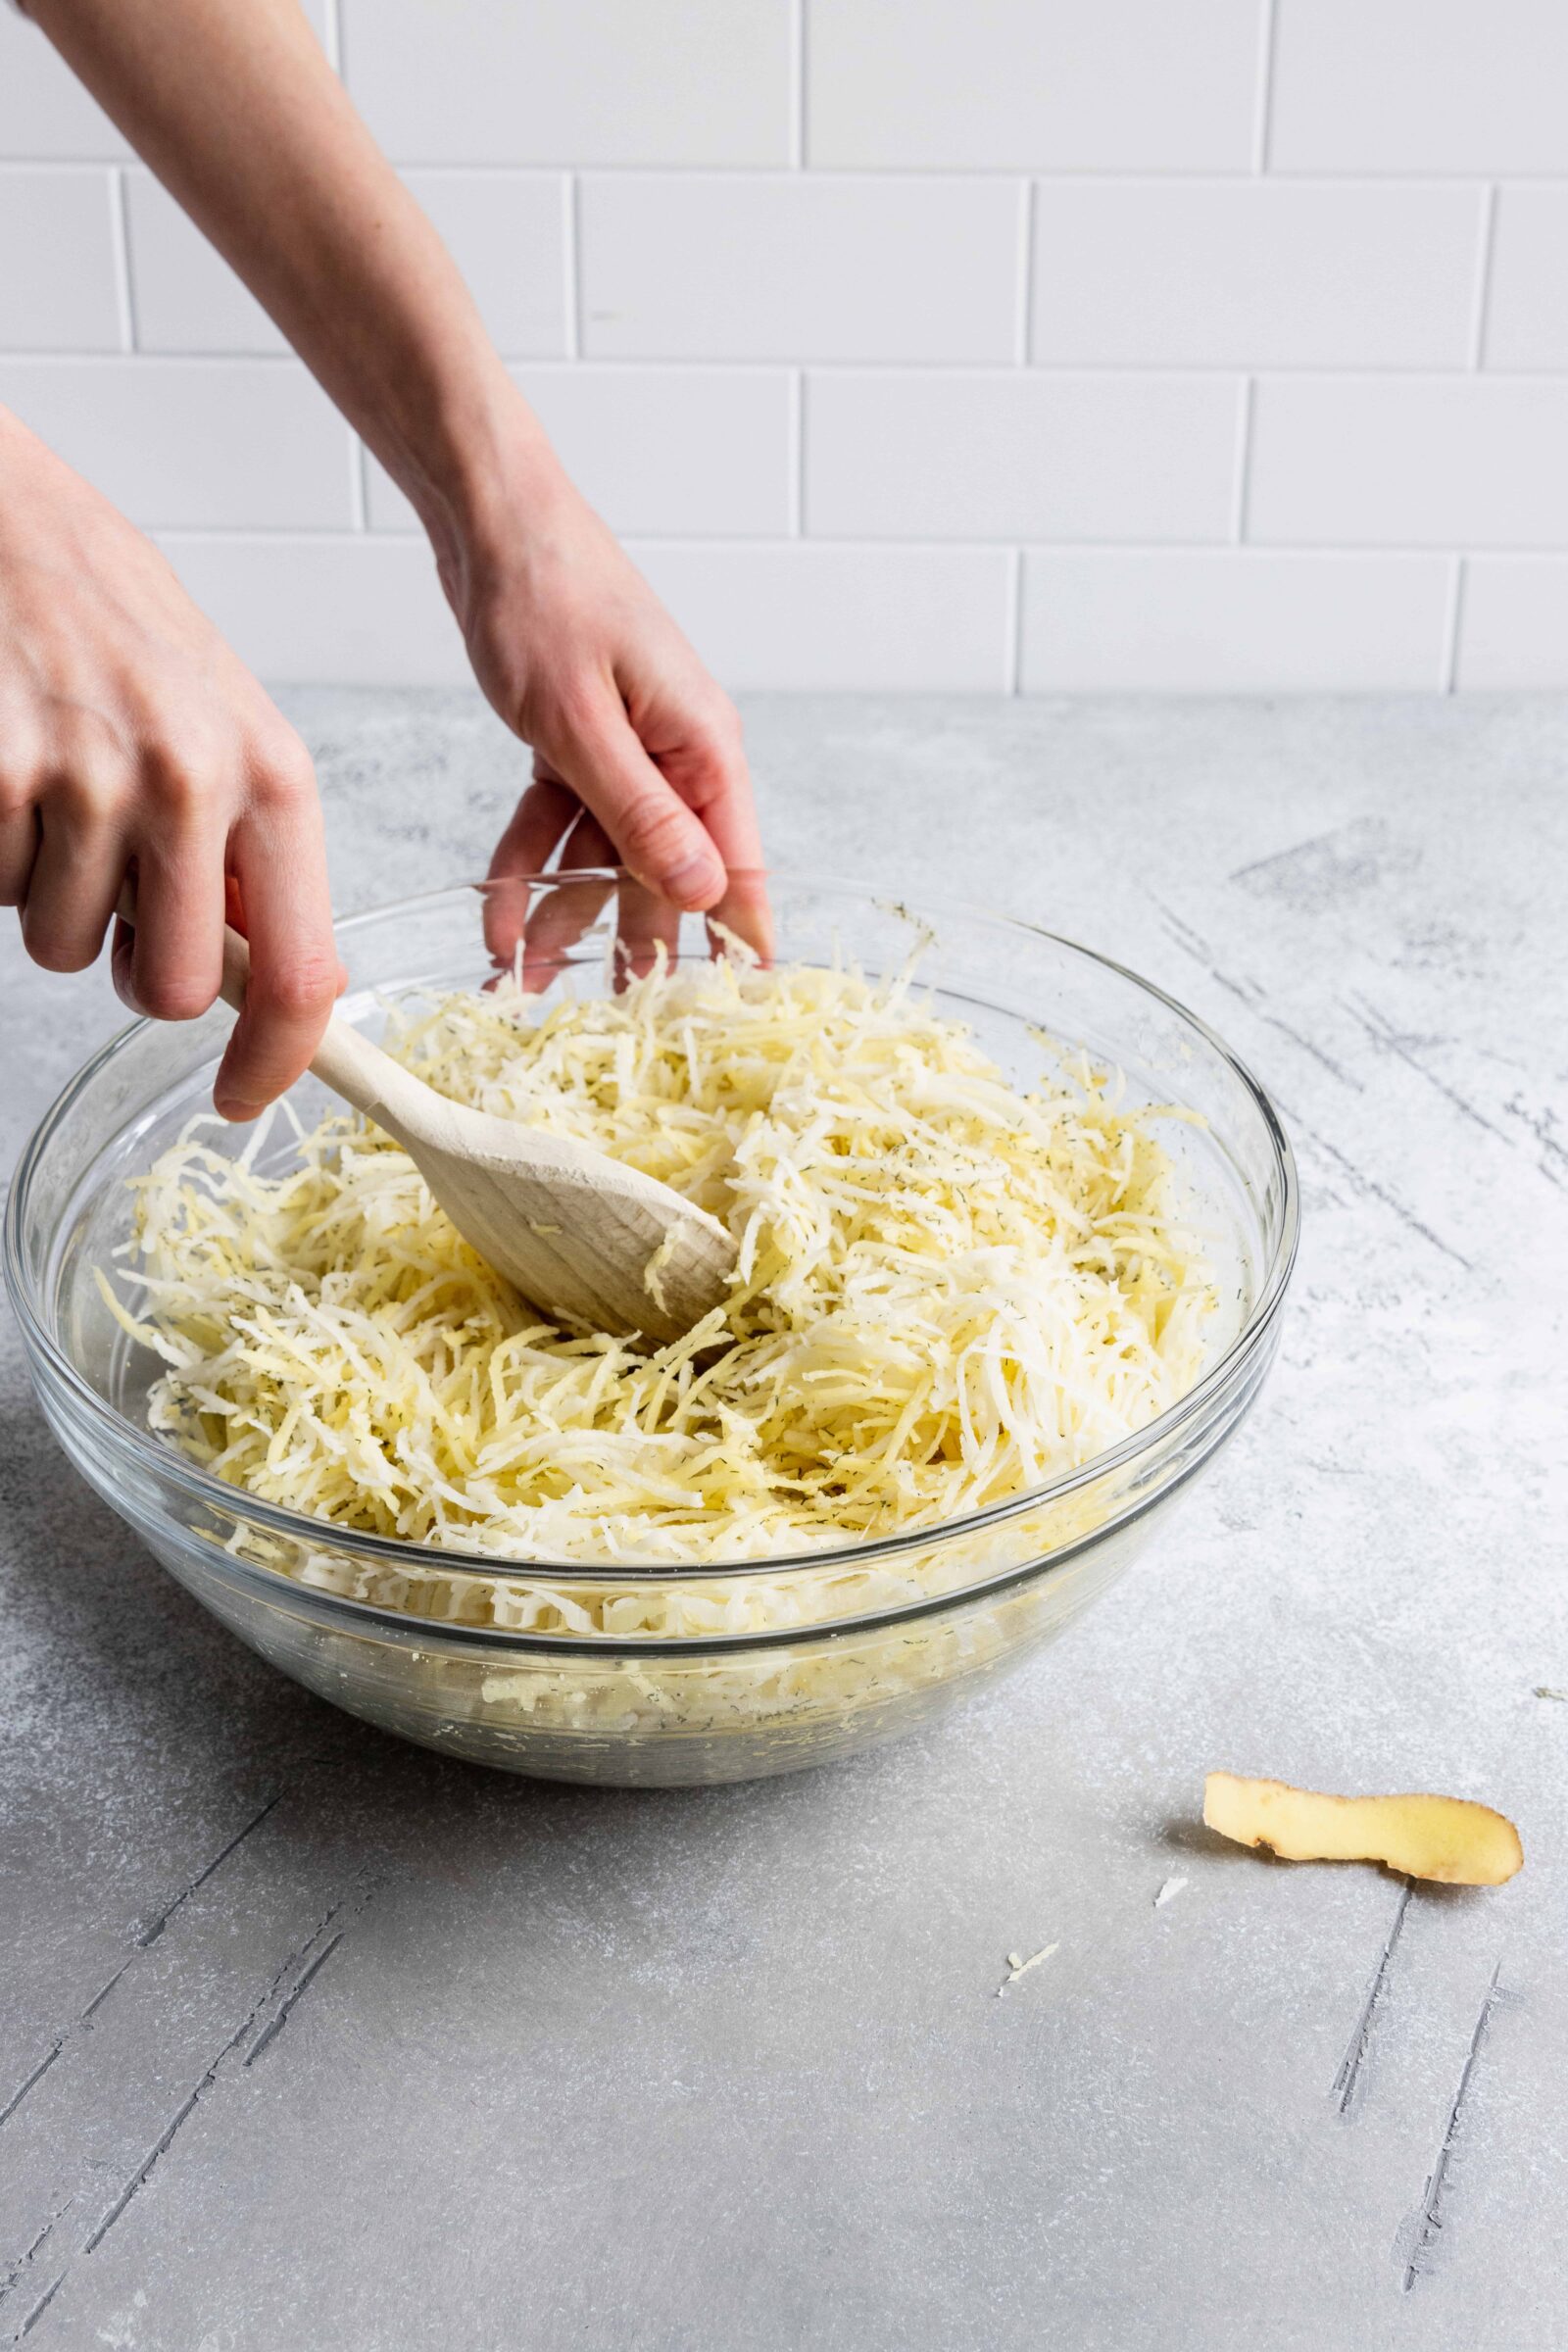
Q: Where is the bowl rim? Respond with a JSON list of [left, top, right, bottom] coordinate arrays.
[[4, 869, 1299, 1588]]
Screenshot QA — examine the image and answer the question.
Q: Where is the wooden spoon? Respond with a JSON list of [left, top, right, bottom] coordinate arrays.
[[135, 912, 738, 1344]]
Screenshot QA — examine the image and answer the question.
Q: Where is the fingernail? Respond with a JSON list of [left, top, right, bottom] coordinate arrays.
[[215, 1094, 263, 1124]]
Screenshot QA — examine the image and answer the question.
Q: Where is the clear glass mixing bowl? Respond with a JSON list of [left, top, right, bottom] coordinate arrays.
[[5, 873, 1298, 1786]]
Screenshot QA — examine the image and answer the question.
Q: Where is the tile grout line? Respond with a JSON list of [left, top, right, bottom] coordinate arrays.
[[1252, 0, 1278, 173], [564, 172, 581, 360], [1014, 179, 1036, 367], [11, 156, 1568, 182], [108, 167, 136, 353], [1005, 547, 1025, 694], [144, 527, 1545, 559], [1444, 555, 1467, 692], [789, 0, 807, 170], [1232, 376, 1255, 542], [1468, 182, 1498, 368], [787, 369, 805, 535], [16, 352, 1568, 382]]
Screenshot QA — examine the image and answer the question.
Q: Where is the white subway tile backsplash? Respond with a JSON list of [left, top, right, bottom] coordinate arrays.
[[368, 367, 791, 536], [0, 360, 354, 528], [807, 371, 1237, 541], [1271, 0, 1568, 174], [1250, 378, 1568, 548], [1456, 560, 1568, 689], [808, 0, 1262, 172], [157, 535, 466, 684], [409, 174, 570, 357], [627, 543, 1013, 689], [1020, 551, 1450, 690], [580, 175, 1020, 362], [9, 2, 1568, 695], [126, 171, 570, 358], [344, 0, 791, 166], [1032, 182, 1482, 368], [1485, 190, 1568, 372], [0, 172, 120, 350]]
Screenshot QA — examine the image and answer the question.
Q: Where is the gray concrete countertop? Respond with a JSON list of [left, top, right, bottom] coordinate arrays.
[[2, 694, 1564, 2351]]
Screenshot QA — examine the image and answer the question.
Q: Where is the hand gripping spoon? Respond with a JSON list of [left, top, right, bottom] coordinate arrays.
[[138, 912, 738, 1345]]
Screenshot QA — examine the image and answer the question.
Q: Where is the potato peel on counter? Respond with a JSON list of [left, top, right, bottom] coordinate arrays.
[[1202, 1773, 1523, 1886]]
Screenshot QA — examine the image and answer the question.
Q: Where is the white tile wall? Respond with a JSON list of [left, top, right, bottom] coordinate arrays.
[[1250, 379, 1568, 549], [806, 372, 1239, 541], [1020, 551, 1452, 691], [1031, 183, 1484, 368], [157, 535, 466, 685], [1270, 1, 1568, 175], [628, 545, 1014, 690], [0, 359, 353, 529], [0, 172, 120, 350], [807, 0, 1263, 172], [1457, 561, 1568, 689], [1485, 189, 1568, 371], [3, 0, 1567, 689], [343, 0, 792, 167], [368, 368, 792, 536], [579, 175, 1020, 362]]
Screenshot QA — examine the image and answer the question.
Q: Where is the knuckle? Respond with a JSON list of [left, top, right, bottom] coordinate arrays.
[[142, 731, 225, 816], [253, 953, 338, 1023], [53, 752, 134, 827], [704, 692, 745, 755], [251, 726, 316, 805]]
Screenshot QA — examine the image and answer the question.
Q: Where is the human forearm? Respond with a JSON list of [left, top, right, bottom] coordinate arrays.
[[24, 0, 547, 556]]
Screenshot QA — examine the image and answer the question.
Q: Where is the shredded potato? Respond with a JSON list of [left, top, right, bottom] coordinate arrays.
[[103, 956, 1214, 1610]]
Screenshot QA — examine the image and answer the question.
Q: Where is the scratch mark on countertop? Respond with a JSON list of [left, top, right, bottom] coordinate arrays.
[[1345, 995, 1513, 1148], [81, 1869, 378, 2264], [1289, 1117, 1473, 1271], [136, 1787, 285, 1951], [16, 2266, 67, 2341], [0, 2198, 72, 2320], [0, 1789, 289, 2154], [244, 1933, 345, 2066], [0, 2040, 63, 2136], [1401, 1960, 1503, 2293], [1332, 1881, 1411, 2118], [1151, 898, 1362, 1089]]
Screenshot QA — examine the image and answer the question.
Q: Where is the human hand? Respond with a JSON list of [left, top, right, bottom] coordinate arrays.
[[0, 410, 340, 1119], [431, 433, 770, 984]]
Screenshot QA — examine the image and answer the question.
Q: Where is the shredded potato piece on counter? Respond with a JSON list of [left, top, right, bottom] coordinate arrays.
[[103, 955, 1214, 1573]]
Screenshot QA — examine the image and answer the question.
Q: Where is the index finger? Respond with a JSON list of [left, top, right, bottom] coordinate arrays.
[[213, 784, 340, 1121]]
